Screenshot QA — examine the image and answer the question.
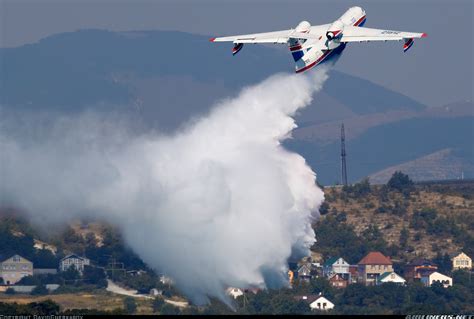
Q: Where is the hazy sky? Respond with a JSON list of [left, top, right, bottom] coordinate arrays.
[[1, 0, 472, 106]]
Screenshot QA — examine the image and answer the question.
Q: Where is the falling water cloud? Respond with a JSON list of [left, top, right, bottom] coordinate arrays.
[[0, 67, 330, 304]]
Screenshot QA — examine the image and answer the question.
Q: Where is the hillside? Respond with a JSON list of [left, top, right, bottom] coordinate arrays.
[[1, 178, 473, 314], [2, 178, 473, 270], [368, 148, 473, 184], [312, 179, 474, 264], [287, 114, 474, 184]]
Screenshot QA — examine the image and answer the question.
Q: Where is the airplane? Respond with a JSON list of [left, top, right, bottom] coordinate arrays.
[[209, 6, 427, 73]]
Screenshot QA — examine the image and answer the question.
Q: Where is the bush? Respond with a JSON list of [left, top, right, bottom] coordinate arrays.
[[343, 178, 371, 197], [387, 171, 414, 193], [410, 209, 438, 230], [31, 284, 49, 296], [83, 265, 107, 288], [399, 227, 409, 249], [376, 205, 388, 214], [160, 303, 181, 315], [364, 202, 375, 209], [152, 297, 165, 313], [335, 212, 347, 223], [319, 202, 330, 215], [61, 267, 81, 282], [5, 287, 15, 295], [123, 297, 137, 314]]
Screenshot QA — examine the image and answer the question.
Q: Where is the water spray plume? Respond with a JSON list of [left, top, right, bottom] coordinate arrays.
[[0, 67, 330, 304]]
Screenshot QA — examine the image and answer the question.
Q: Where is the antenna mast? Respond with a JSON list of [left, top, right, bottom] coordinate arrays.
[[341, 123, 348, 186]]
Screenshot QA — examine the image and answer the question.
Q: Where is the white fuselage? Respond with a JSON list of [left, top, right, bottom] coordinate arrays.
[[294, 6, 366, 73]]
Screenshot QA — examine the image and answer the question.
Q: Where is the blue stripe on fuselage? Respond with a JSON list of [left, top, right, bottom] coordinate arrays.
[[292, 50, 305, 61], [321, 43, 347, 66]]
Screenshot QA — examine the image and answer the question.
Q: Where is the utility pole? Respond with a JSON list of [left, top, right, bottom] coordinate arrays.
[[341, 123, 348, 186], [104, 255, 125, 278]]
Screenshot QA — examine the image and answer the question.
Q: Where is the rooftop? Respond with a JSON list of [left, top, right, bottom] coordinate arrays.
[[358, 251, 392, 265]]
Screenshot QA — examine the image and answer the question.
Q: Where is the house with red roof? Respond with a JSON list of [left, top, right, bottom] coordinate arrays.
[[328, 273, 348, 288], [357, 251, 393, 286]]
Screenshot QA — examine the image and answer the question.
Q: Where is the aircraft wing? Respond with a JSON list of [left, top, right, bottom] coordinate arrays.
[[210, 30, 293, 44], [210, 27, 329, 44], [340, 26, 427, 43]]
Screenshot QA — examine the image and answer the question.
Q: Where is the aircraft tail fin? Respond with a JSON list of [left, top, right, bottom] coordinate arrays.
[[288, 38, 306, 63]]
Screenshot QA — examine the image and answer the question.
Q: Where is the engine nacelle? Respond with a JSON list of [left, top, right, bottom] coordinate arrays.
[[295, 20, 311, 33], [326, 20, 344, 40]]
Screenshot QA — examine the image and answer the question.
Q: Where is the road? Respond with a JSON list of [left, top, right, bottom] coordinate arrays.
[[105, 279, 188, 308]]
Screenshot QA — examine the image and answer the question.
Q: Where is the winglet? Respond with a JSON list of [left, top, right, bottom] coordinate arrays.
[[209, 37, 216, 42], [421, 33, 427, 38]]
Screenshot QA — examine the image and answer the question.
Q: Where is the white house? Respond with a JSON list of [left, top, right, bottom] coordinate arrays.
[[150, 288, 163, 296], [452, 252, 472, 270], [59, 254, 90, 274], [226, 287, 244, 299], [377, 271, 406, 285], [323, 257, 350, 279], [159, 274, 174, 286], [309, 296, 335, 311], [421, 271, 453, 288]]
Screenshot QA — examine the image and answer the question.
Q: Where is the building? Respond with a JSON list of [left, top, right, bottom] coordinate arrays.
[[357, 251, 393, 286], [309, 296, 335, 311], [159, 274, 174, 286], [328, 273, 348, 288], [33, 268, 58, 276], [377, 271, 406, 285], [295, 295, 335, 311], [0, 255, 33, 285], [226, 287, 244, 299], [150, 288, 163, 296], [323, 257, 350, 280], [297, 263, 313, 282], [452, 252, 472, 270], [421, 271, 453, 288], [59, 254, 90, 274], [405, 259, 438, 282], [126, 269, 147, 276], [348, 265, 358, 283]]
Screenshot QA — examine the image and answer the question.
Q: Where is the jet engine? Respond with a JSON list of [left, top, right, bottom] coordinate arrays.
[[326, 20, 344, 40]]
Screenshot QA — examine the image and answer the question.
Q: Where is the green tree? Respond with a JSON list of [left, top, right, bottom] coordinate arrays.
[[33, 249, 59, 268], [61, 266, 81, 283], [433, 252, 453, 274], [152, 297, 165, 313], [399, 227, 409, 249], [30, 300, 60, 315], [123, 297, 137, 314], [5, 287, 15, 295], [319, 202, 330, 215], [387, 171, 414, 193], [353, 178, 371, 196], [83, 265, 107, 288], [160, 303, 180, 315], [31, 284, 49, 295], [342, 178, 371, 197]]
